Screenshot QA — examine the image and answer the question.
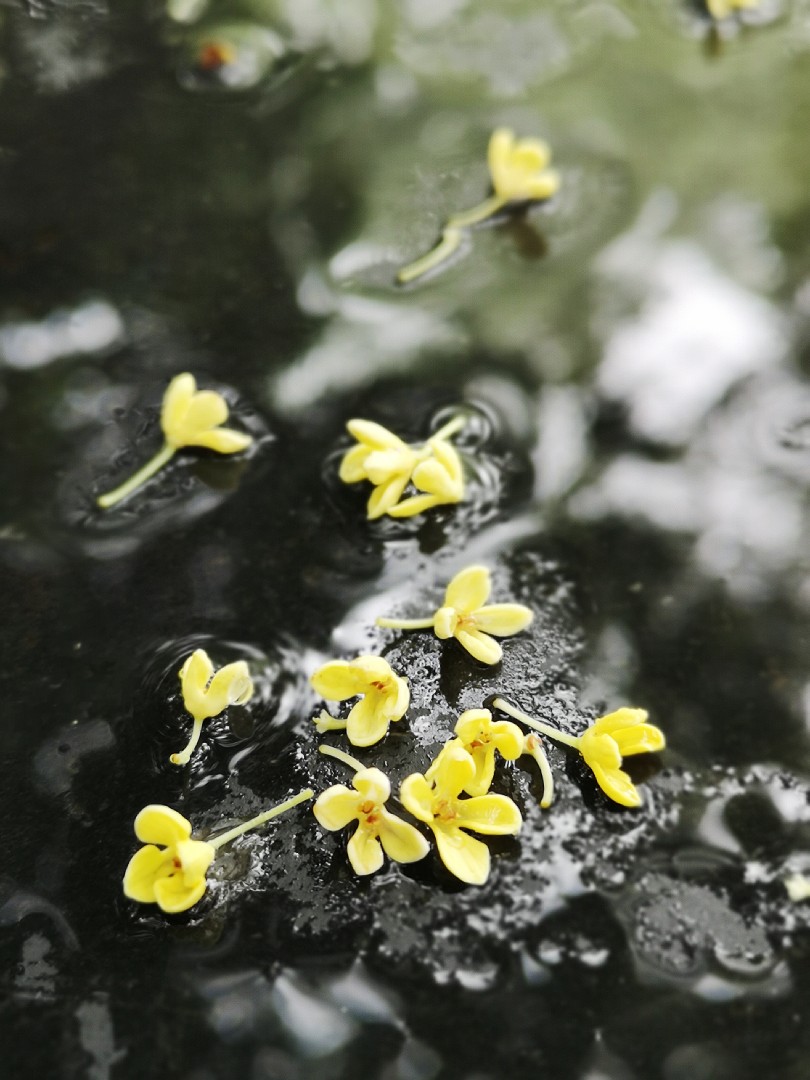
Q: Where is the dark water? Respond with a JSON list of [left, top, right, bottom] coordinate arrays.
[[3, 1, 810, 1077]]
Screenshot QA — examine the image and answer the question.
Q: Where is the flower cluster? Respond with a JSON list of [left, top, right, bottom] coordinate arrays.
[[339, 416, 465, 519]]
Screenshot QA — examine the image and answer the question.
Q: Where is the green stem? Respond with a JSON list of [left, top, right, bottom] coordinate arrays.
[[397, 227, 463, 285], [375, 616, 435, 631], [524, 734, 555, 809], [314, 710, 348, 734], [430, 415, 466, 442], [492, 697, 581, 749], [170, 717, 205, 766], [97, 442, 176, 509], [318, 743, 366, 773], [447, 194, 508, 229], [209, 788, 314, 850]]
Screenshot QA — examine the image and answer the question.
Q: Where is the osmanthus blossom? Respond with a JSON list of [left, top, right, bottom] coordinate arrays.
[[428, 709, 524, 797], [310, 654, 409, 747], [377, 565, 533, 665], [397, 127, 561, 285], [313, 751, 429, 876], [400, 743, 522, 886], [97, 372, 252, 509], [706, 0, 759, 18], [339, 416, 466, 520], [170, 648, 253, 766], [123, 791, 313, 914], [493, 698, 665, 808]]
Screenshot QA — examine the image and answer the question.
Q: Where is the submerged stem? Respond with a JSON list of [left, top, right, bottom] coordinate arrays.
[[97, 442, 176, 509], [397, 227, 463, 285], [375, 616, 436, 631], [209, 788, 314, 850], [170, 717, 205, 766], [492, 697, 581, 749], [318, 743, 366, 773]]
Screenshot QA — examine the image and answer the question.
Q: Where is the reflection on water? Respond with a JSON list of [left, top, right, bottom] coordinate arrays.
[[3, 1, 810, 1078]]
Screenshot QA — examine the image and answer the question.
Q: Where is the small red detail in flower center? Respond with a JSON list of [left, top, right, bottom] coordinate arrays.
[[434, 798, 457, 823], [370, 680, 387, 692], [198, 42, 236, 71], [359, 800, 375, 815], [172, 858, 181, 869]]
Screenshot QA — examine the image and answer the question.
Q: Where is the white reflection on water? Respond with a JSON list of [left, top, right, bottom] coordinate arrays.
[[0, 300, 123, 371]]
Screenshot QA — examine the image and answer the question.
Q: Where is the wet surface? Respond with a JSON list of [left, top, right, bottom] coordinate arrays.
[[3, 0, 810, 1077]]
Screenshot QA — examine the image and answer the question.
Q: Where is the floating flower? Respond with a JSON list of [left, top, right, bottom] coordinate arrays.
[[122, 790, 313, 913], [311, 655, 409, 747], [397, 128, 560, 285], [339, 416, 466, 519], [400, 744, 522, 885], [171, 648, 254, 766], [377, 565, 533, 665], [785, 873, 810, 903], [706, 0, 759, 19], [428, 709, 524, 797], [487, 128, 560, 204], [97, 373, 252, 509], [493, 698, 665, 808], [314, 763, 429, 876]]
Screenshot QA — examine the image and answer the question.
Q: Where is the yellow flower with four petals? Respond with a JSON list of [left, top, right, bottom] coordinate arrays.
[[171, 648, 254, 766], [487, 127, 560, 204], [311, 654, 409, 747], [400, 743, 522, 886], [428, 708, 524, 797], [97, 372, 252, 509], [314, 765, 430, 876], [706, 0, 758, 19], [377, 564, 533, 665]]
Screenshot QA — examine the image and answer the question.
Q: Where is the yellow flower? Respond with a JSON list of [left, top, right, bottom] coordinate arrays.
[[310, 654, 409, 747], [171, 648, 253, 765], [313, 766, 430, 875], [123, 790, 313, 914], [706, 0, 758, 18], [494, 698, 665, 809], [487, 127, 560, 204], [377, 564, 533, 665], [577, 708, 665, 808], [339, 416, 466, 520], [123, 805, 216, 914], [97, 372, 252, 509], [428, 709, 524, 797], [400, 744, 522, 886], [785, 873, 810, 903]]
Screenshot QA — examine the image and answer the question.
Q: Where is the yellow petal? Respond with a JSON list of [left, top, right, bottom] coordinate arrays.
[[134, 804, 192, 847], [465, 743, 496, 797], [353, 767, 391, 805], [367, 473, 411, 519], [487, 127, 515, 196], [183, 389, 229, 433], [313, 785, 362, 831], [433, 824, 490, 885], [386, 493, 442, 518], [176, 840, 216, 887], [431, 744, 476, 799], [377, 809, 430, 864], [590, 763, 642, 808], [339, 444, 371, 483], [346, 824, 385, 875], [580, 731, 622, 771], [473, 603, 533, 637], [161, 373, 196, 441], [490, 721, 524, 760], [346, 419, 408, 451], [311, 660, 363, 701], [454, 708, 494, 743], [351, 654, 395, 687], [399, 773, 435, 823], [346, 694, 390, 747], [525, 170, 560, 201], [153, 872, 208, 913], [434, 606, 457, 639], [364, 449, 413, 486], [513, 139, 551, 173], [425, 739, 462, 785], [593, 708, 649, 734], [455, 628, 502, 665], [189, 427, 252, 454], [380, 674, 409, 722], [180, 648, 214, 694], [205, 661, 253, 713], [412, 443, 463, 501], [445, 565, 491, 614], [123, 845, 172, 903], [613, 724, 666, 757], [454, 793, 522, 836]]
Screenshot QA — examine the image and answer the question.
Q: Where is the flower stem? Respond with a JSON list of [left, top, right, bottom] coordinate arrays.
[[524, 734, 555, 809], [447, 194, 508, 229], [97, 442, 176, 509], [397, 227, 463, 285], [318, 743, 366, 773], [430, 415, 466, 442], [209, 788, 314, 850], [170, 717, 205, 766], [492, 697, 581, 749], [375, 616, 435, 631]]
